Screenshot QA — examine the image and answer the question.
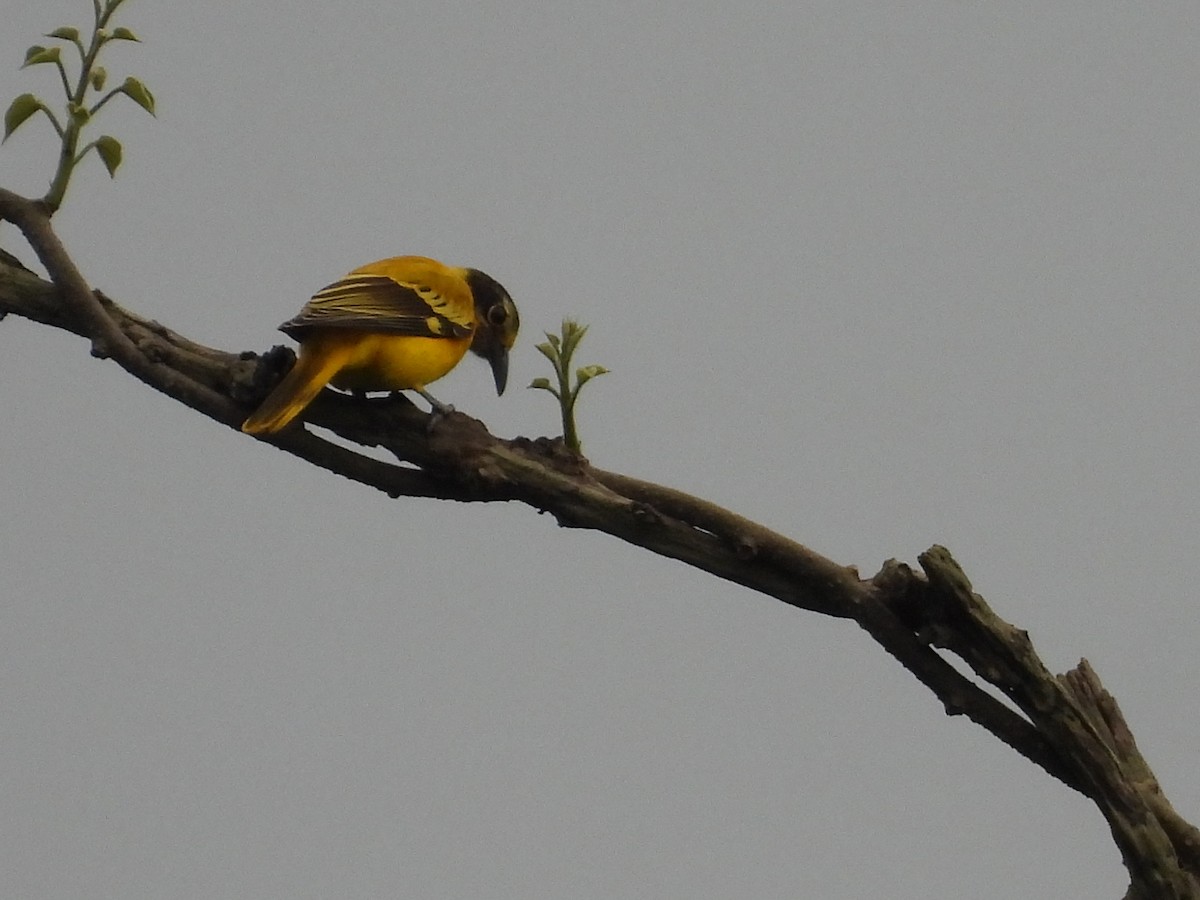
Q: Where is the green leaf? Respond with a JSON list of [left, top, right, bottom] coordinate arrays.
[[3, 93, 44, 142], [67, 102, 91, 125], [90, 66, 107, 91], [575, 365, 610, 386], [561, 321, 587, 357], [94, 134, 122, 177], [527, 378, 561, 400], [22, 45, 61, 67], [45, 26, 81, 42], [109, 26, 141, 42], [534, 340, 558, 362], [119, 77, 156, 116]]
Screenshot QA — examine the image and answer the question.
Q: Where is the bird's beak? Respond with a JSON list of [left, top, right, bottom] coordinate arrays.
[[488, 344, 509, 395]]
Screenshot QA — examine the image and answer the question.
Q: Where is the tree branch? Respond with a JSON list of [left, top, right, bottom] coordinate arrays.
[[1, 192, 1196, 898]]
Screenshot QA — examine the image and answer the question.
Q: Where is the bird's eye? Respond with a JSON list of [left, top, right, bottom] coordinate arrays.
[[487, 304, 508, 326]]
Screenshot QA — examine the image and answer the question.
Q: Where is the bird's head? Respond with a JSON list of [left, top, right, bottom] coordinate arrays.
[[464, 269, 520, 395]]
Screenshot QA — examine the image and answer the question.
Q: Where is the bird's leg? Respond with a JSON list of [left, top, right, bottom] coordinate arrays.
[[416, 388, 455, 416]]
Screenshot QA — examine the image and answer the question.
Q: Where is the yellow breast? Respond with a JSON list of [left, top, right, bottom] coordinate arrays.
[[311, 331, 473, 392]]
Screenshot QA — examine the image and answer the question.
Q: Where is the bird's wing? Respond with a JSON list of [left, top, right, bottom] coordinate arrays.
[[279, 272, 475, 340]]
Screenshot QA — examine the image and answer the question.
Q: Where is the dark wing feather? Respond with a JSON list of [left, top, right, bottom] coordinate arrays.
[[279, 273, 474, 340]]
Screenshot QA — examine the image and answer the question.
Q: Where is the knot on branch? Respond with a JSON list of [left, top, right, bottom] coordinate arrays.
[[238, 344, 295, 403], [417, 410, 516, 493], [509, 435, 590, 477], [732, 534, 759, 560], [871, 558, 929, 630], [629, 500, 665, 527]]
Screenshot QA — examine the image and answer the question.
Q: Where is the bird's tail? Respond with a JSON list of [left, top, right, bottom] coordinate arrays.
[[241, 343, 350, 435]]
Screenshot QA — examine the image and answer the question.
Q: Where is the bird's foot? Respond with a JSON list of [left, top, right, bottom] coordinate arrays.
[[417, 388, 455, 417]]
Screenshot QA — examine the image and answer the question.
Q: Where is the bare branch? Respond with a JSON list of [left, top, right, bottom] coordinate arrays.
[[1, 196, 1196, 897]]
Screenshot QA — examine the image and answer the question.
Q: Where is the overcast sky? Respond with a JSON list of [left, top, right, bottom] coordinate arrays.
[[3, 2, 1198, 897]]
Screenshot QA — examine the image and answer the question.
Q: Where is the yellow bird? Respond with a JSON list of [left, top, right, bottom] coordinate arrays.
[[242, 256, 519, 435]]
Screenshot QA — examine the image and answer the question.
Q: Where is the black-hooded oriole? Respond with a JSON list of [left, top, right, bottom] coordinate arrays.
[[241, 255, 519, 435]]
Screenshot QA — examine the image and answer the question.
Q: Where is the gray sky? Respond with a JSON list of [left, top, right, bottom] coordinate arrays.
[[3, 2, 1197, 897]]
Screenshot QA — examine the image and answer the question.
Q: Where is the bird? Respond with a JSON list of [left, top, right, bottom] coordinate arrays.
[[241, 255, 519, 435]]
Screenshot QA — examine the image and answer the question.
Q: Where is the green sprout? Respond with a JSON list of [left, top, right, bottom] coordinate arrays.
[[3, 0, 155, 213], [529, 319, 609, 455]]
